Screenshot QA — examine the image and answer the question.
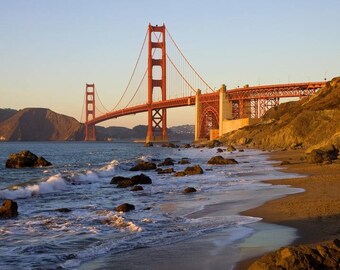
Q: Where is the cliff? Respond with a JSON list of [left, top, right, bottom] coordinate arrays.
[[220, 77, 340, 151]]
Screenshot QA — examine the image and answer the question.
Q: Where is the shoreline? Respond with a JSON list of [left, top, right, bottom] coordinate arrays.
[[236, 149, 340, 269]]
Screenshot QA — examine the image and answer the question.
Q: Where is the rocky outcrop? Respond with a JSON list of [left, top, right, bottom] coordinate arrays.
[[129, 161, 156, 171], [249, 239, 340, 270], [5, 150, 52, 168], [207, 156, 238, 165], [0, 199, 18, 219], [114, 203, 135, 212], [220, 77, 340, 151]]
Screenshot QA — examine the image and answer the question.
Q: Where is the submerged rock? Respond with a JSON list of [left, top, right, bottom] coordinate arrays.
[[178, 158, 190, 165], [173, 171, 187, 177], [114, 203, 135, 212], [130, 185, 144, 191], [0, 199, 18, 219], [183, 187, 197, 193], [5, 150, 52, 168], [56, 208, 72, 213], [207, 156, 238, 165], [129, 161, 156, 171], [157, 168, 175, 174], [113, 174, 152, 188]]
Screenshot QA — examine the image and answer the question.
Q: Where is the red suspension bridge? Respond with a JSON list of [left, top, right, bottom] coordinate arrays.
[[84, 24, 326, 142]]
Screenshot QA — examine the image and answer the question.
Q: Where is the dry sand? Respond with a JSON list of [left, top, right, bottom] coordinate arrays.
[[236, 149, 340, 269]]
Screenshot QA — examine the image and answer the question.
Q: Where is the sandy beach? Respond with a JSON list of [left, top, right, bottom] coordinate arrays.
[[237, 149, 340, 269]]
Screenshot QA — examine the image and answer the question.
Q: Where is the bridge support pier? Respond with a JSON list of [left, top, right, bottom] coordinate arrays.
[[145, 24, 168, 143], [85, 83, 96, 141]]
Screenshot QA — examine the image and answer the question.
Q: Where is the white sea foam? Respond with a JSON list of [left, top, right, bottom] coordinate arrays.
[[0, 174, 67, 199], [97, 160, 119, 177]]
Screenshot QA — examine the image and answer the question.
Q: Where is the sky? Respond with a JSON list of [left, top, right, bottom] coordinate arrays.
[[1, 0, 339, 128]]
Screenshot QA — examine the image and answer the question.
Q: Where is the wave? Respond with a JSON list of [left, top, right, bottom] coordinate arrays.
[[0, 174, 67, 200]]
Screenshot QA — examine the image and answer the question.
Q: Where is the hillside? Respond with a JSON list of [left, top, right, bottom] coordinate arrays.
[[0, 108, 83, 141], [0, 108, 194, 141], [220, 77, 340, 151]]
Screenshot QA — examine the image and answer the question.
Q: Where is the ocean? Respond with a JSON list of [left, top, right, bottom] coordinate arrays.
[[0, 142, 303, 269]]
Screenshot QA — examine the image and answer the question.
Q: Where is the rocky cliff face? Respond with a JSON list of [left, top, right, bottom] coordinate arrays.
[[0, 108, 84, 141], [220, 77, 340, 151]]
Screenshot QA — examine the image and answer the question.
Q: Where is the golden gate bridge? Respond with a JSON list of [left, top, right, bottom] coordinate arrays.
[[83, 24, 326, 142]]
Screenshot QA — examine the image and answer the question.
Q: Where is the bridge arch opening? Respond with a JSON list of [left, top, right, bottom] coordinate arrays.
[[199, 106, 219, 139]]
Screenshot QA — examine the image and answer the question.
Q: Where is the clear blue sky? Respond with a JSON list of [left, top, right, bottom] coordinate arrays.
[[1, 0, 339, 127]]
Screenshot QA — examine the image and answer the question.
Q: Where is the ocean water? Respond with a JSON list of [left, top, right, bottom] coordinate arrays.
[[0, 142, 303, 270]]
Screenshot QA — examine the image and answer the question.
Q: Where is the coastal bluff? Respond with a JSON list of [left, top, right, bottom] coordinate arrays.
[[220, 77, 340, 151]]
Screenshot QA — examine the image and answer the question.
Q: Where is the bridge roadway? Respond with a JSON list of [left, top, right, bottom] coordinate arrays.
[[86, 81, 326, 126]]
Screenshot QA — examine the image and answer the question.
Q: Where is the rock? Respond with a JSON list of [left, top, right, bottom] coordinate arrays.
[[249, 240, 340, 270], [0, 199, 18, 219], [56, 208, 72, 213], [130, 185, 144, 191], [216, 148, 224, 153], [158, 158, 174, 166], [239, 149, 245, 152], [280, 160, 291, 165], [116, 179, 134, 188], [114, 174, 152, 188], [207, 156, 238, 165], [308, 146, 339, 164], [110, 176, 130, 184], [114, 203, 135, 212], [5, 150, 52, 168], [131, 174, 152, 185], [207, 140, 222, 148], [162, 143, 177, 148], [173, 171, 187, 177], [183, 187, 197, 193], [157, 168, 175, 174], [183, 144, 191, 148], [144, 142, 153, 147], [184, 165, 203, 175], [178, 158, 190, 165], [130, 161, 156, 171], [227, 145, 236, 152], [290, 142, 303, 150]]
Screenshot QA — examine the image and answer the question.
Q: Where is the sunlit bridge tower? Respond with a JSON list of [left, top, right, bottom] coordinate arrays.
[[146, 24, 168, 143], [85, 83, 96, 141]]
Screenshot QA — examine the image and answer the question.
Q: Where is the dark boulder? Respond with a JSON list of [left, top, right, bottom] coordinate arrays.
[[308, 145, 339, 164], [131, 174, 152, 185], [0, 199, 18, 219], [216, 148, 224, 153], [131, 185, 144, 191], [5, 150, 52, 168], [173, 171, 187, 177], [207, 156, 238, 165], [116, 179, 134, 188], [130, 161, 156, 171], [157, 168, 175, 174], [110, 176, 130, 184], [183, 187, 197, 193], [158, 158, 174, 166], [114, 203, 135, 212], [184, 165, 204, 175], [178, 158, 190, 165], [183, 144, 191, 148]]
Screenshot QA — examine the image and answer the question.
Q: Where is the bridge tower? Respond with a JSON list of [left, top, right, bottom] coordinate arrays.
[[146, 24, 168, 143], [85, 83, 96, 141]]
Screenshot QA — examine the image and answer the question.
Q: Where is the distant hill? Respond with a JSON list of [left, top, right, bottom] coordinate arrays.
[[220, 77, 340, 151], [0, 109, 17, 123], [0, 108, 83, 141], [0, 108, 194, 141]]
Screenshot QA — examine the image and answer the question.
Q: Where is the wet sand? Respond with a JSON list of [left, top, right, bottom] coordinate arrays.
[[236, 149, 340, 269]]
